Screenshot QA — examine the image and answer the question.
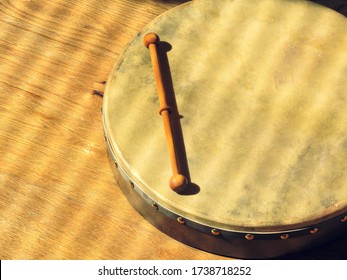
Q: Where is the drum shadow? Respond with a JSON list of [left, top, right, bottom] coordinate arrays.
[[156, 40, 200, 195], [275, 233, 347, 260], [312, 0, 347, 16]]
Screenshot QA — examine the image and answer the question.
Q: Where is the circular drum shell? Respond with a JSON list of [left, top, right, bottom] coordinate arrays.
[[103, 0, 347, 258]]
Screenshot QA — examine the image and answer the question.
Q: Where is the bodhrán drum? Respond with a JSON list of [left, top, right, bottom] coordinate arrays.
[[102, 0, 347, 258]]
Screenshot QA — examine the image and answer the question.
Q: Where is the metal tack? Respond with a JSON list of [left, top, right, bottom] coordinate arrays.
[[245, 234, 254, 241], [281, 234, 289, 240], [177, 217, 186, 225]]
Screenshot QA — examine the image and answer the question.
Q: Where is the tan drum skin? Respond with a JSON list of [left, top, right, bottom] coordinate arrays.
[[103, 0, 347, 258]]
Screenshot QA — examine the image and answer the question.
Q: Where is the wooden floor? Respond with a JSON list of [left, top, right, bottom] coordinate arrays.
[[0, 0, 346, 260]]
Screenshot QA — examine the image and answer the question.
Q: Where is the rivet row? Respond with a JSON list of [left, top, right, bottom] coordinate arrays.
[[145, 201, 345, 240]]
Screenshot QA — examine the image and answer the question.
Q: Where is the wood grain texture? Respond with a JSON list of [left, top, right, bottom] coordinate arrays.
[[0, 0, 346, 260]]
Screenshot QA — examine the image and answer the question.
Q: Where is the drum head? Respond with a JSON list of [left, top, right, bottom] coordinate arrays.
[[103, 0, 347, 258]]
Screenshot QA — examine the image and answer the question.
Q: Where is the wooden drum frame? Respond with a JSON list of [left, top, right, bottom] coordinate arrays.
[[103, 0, 347, 258]]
